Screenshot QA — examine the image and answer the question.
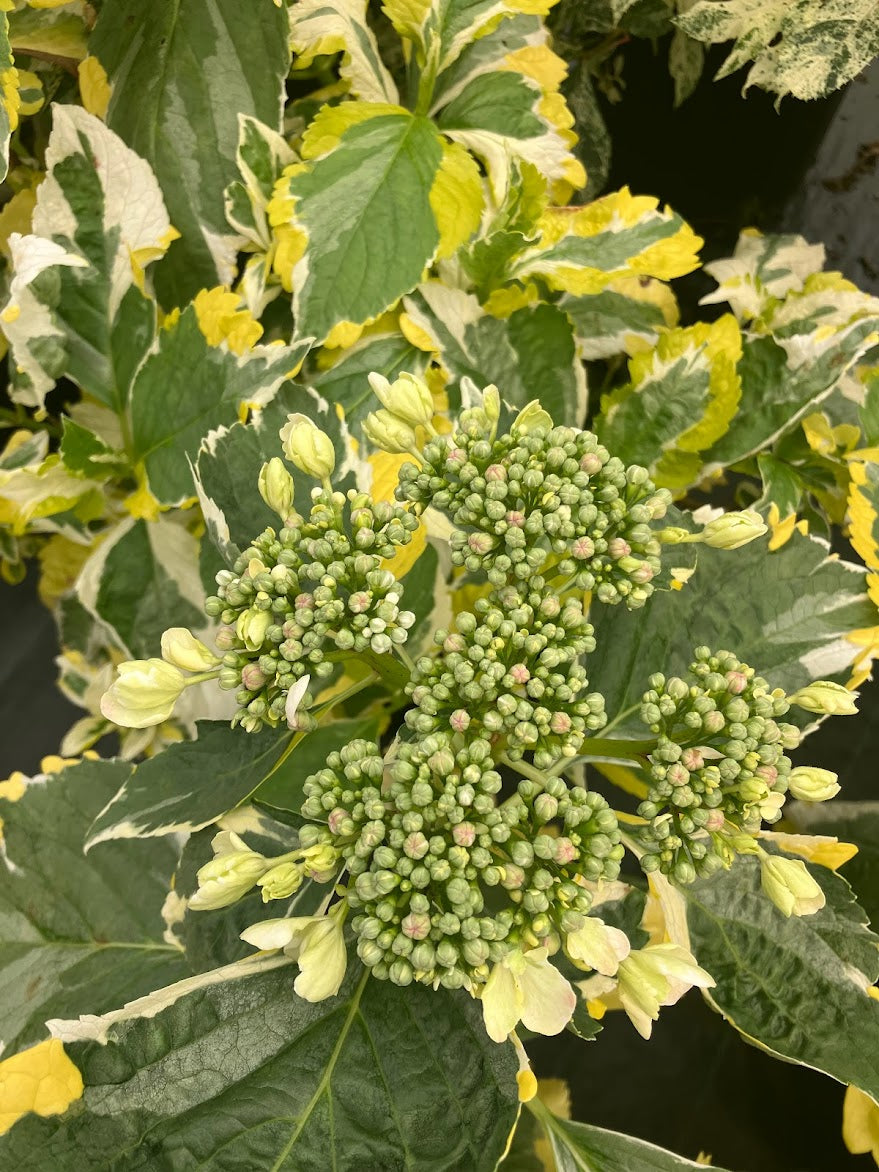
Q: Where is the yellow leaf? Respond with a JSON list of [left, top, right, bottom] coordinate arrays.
[[77, 56, 111, 119], [0, 1039, 83, 1135], [843, 1085, 879, 1164], [369, 450, 427, 577], [0, 771, 26, 802], [300, 101, 405, 160], [429, 140, 484, 260], [763, 830, 858, 871], [767, 503, 808, 552], [192, 287, 263, 354]]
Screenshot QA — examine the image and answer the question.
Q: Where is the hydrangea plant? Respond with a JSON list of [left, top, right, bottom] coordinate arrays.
[[2, 2, 879, 1169]]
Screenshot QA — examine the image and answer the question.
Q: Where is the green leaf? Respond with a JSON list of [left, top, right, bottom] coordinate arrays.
[[0, 759, 186, 1057], [702, 323, 879, 473], [789, 801, 879, 928], [597, 315, 742, 490], [560, 285, 674, 360], [287, 108, 445, 343], [403, 284, 586, 424], [91, 0, 291, 306], [676, 0, 879, 101], [685, 853, 879, 1105], [75, 516, 207, 659], [85, 721, 296, 846], [0, 106, 167, 412], [129, 306, 310, 505], [58, 417, 125, 479], [0, 964, 518, 1170], [529, 1102, 732, 1171], [7, 4, 86, 59], [668, 28, 704, 106], [756, 452, 805, 516], [590, 530, 875, 739], [290, 0, 399, 101], [254, 716, 382, 813], [0, 11, 15, 182]]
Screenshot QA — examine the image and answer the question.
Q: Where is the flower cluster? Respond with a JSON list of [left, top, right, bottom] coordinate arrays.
[[395, 403, 671, 606], [635, 647, 802, 880], [404, 581, 606, 768], [204, 488, 419, 731], [301, 734, 622, 991]]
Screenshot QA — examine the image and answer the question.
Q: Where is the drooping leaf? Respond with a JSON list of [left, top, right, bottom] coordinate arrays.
[[686, 853, 879, 1105], [597, 315, 742, 490], [0, 759, 186, 1058], [529, 1102, 733, 1172], [590, 530, 875, 739], [85, 717, 379, 848], [0, 963, 518, 1170], [677, 0, 879, 102], [74, 516, 207, 659], [128, 304, 310, 505], [0, 105, 169, 411], [91, 0, 291, 305]]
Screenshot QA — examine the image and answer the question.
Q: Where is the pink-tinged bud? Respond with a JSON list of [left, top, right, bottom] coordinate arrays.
[[328, 808, 348, 835], [241, 664, 267, 690], [468, 532, 494, 554], [755, 764, 778, 784], [349, 591, 371, 614], [509, 664, 531, 685], [681, 748, 704, 771], [726, 670, 748, 695], [506, 510, 525, 528], [403, 832, 429, 860], [453, 822, 476, 847], [294, 593, 314, 610], [550, 712, 572, 735], [631, 562, 654, 584], [215, 625, 237, 650], [485, 464, 507, 481], [667, 762, 690, 787], [703, 711, 726, 734], [580, 453, 603, 474], [444, 633, 467, 653], [554, 837, 577, 865], [704, 810, 725, 831], [607, 538, 631, 559], [572, 537, 595, 560], [402, 912, 431, 940], [501, 864, 526, 890], [447, 448, 467, 464], [450, 709, 471, 732]]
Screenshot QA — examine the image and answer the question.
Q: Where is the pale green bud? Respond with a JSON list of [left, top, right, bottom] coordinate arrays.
[[363, 409, 418, 454], [257, 862, 303, 901], [160, 627, 221, 673], [279, 413, 335, 480], [367, 371, 433, 429], [787, 766, 840, 803], [100, 658, 187, 729], [511, 400, 553, 436], [236, 606, 271, 651], [759, 853, 826, 917], [190, 831, 269, 910], [699, 509, 767, 550], [258, 457, 295, 519], [788, 681, 859, 716], [483, 385, 500, 430]]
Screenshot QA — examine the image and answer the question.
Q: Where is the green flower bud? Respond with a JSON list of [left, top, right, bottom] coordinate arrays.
[[788, 681, 859, 716], [787, 766, 840, 803], [759, 853, 826, 917], [364, 409, 418, 455], [699, 509, 767, 550], [367, 371, 433, 429], [279, 413, 336, 480], [258, 457, 295, 519]]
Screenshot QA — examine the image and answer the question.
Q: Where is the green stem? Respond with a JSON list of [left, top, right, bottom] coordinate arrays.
[[578, 736, 656, 759], [314, 671, 379, 719]]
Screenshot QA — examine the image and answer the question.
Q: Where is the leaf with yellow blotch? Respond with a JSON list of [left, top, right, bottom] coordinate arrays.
[[0, 1040, 82, 1136]]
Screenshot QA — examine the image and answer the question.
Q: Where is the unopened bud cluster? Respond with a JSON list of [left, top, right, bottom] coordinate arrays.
[[404, 580, 606, 768], [636, 648, 800, 881], [301, 734, 622, 989], [396, 418, 670, 605], [204, 488, 418, 730]]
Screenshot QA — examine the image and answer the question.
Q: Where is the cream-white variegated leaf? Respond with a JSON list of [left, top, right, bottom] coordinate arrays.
[[290, 0, 399, 102]]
